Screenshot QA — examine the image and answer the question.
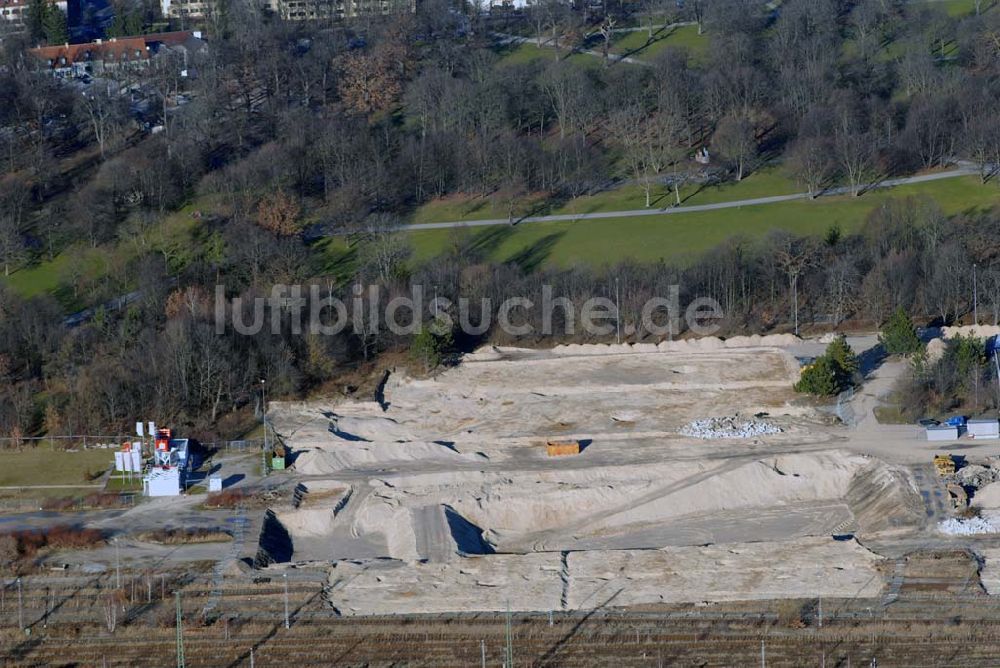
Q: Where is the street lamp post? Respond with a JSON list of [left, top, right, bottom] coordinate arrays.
[[615, 277, 621, 344], [260, 379, 267, 450], [260, 379, 267, 420], [260, 379, 269, 476]]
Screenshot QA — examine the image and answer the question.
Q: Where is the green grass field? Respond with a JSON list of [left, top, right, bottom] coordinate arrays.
[[0, 448, 111, 487], [916, 0, 985, 17], [2, 195, 220, 305], [610, 24, 710, 62], [406, 175, 996, 269], [410, 166, 802, 225], [497, 25, 710, 69], [496, 41, 600, 69], [9, 249, 107, 304]]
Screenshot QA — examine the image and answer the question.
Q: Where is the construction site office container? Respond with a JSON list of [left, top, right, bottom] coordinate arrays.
[[144, 467, 181, 497], [926, 425, 959, 442], [967, 419, 1000, 439]]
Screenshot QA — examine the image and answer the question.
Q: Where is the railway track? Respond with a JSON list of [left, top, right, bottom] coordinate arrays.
[[4, 548, 1000, 665], [8, 619, 1000, 666]]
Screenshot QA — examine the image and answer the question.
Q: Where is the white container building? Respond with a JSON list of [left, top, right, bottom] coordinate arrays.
[[926, 425, 959, 441], [144, 467, 181, 497], [967, 419, 1000, 439]]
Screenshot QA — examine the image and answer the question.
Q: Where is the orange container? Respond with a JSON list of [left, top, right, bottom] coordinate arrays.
[[545, 440, 580, 457]]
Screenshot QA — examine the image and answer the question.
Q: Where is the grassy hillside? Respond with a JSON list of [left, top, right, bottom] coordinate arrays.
[[406, 175, 996, 268]]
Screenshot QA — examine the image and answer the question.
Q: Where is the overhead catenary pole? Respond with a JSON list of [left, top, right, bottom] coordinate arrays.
[[283, 573, 290, 629], [481, 639, 486, 668], [760, 639, 765, 668], [176, 591, 185, 668], [16, 578, 23, 631], [505, 600, 514, 668]]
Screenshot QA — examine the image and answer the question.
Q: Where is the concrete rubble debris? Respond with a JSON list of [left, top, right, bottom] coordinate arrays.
[[680, 415, 782, 439], [938, 517, 999, 535], [959, 464, 997, 489]]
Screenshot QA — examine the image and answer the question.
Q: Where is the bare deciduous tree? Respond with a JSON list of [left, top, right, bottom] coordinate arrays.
[[712, 112, 757, 182], [599, 15, 617, 64], [834, 110, 876, 196], [771, 232, 818, 336]]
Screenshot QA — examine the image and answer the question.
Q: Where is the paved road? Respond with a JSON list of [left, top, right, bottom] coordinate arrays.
[[402, 167, 977, 232]]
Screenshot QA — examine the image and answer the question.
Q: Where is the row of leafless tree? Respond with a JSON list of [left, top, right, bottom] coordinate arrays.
[[2, 0, 1000, 437]]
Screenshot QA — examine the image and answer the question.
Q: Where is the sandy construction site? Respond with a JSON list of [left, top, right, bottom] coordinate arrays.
[[267, 339, 927, 616]]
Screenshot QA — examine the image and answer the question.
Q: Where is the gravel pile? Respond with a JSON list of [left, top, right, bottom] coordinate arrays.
[[938, 517, 1000, 536], [680, 415, 783, 440]]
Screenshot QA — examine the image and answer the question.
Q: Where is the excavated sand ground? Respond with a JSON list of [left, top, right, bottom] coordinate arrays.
[[327, 537, 884, 615], [272, 347, 806, 469], [265, 343, 925, 613]]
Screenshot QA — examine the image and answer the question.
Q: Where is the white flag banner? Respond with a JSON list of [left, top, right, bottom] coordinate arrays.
[[114, 452, 125, 472]]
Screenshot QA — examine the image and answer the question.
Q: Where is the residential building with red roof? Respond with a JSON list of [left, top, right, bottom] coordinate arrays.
[[27, 31, 205, 77]]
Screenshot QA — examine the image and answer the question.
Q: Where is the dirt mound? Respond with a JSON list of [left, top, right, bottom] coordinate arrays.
[[926, 338, 946, 362], [330, 415, 416, 442], [974, 481, 1000, 508], [942, 325, 1000, 340], [567, 537, 882, 607], [295, 441, 469, 474], [442, 451, 920, 550], [326, 536, 883, 615], [327, 553, 563, 615], [550, 336, 800, 358], [843, 456, 923, 534], [351, 494, 420, 561]]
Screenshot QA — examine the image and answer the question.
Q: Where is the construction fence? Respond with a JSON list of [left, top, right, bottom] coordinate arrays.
[[0, 435, 265, 452]]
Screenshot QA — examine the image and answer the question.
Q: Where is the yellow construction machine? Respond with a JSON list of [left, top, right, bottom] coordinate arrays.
[[934, 454, 955, 476]]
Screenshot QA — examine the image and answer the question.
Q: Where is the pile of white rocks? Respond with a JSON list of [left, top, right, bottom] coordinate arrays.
[[938, 517, 1000, 536], [680, 415, 783, 440]]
